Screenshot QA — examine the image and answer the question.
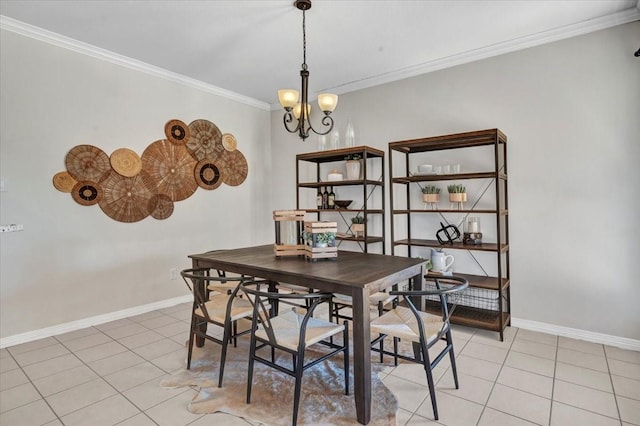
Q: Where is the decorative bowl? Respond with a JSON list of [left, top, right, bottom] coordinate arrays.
[[334, 199, 352, 209]]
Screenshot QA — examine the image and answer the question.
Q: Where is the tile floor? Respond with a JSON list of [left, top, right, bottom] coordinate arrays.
[[1, 302, 639, 426]]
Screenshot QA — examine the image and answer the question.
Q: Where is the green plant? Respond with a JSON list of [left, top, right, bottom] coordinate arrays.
[[421, 184, 441, 194], [344, 154, 362, 161], [447, 184, 466, 194], [351, 216, 366, 224], [315, 232, 336, 245]]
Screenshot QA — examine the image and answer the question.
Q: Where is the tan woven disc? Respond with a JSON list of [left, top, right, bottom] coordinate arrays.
[[165, 119, 190, 145], [71, 180, 103, 206], [98, 171, 153, 223], [110, 148, 142, 177], [186, 119, 224, 161], [52, 171, 77, 193], [194, 159, 225, 190], [148, 194, 174, 220], [65, 145, 111, 181], [141, 139, 198, 202], [222, 133, 238, 151], [218, 149, 248, 187]]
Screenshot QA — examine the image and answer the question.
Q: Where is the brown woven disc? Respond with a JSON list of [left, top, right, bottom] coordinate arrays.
[[71, 180, 103, 206], [65, 145, 111, 181], [98, 171, 153, 223], [148, 194, 174, 220], [218, 149, 248, 187], [222, 133, 238, 152], [52, 171, 77, 193], [194, 159, 225, 190], [110, 148, 142, 177], [165, 119, 190, 145], [186, 119, 224, 161], [141, 139, 198, 202]]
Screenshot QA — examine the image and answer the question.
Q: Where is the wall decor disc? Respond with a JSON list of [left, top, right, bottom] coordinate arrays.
[[98, 171, 153, 222], [65, 144, 111, 181], [141, 139, 198, 202], [165, 119, 190, 145], [110, 148, 142, 177], [52, 171, 77, 193], [186, 119, 224, 161], [194, 159, 225, 190], [71, 180, 103, 206], [218, 150, 248, 187], [148, 194, 174, 220], [221, 133, 238, 151]]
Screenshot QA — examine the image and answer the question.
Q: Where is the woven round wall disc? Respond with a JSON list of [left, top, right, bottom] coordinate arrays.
[[222, 133, 238, 151], [165, 119, 190, 145], [65, 145, 111, 181], [98, 171, 153, 223], [148, 194, 174, 220], [141, 139, 198, 202], [71, 180, 103, 206], [218, 150, 248, 187], [186, 119, 224, 161], [194, 159, 224, 190], [110, 148, 142, 177], [52, 171, 77, 193]]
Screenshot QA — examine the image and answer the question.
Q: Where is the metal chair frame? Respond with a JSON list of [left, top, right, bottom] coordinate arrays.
[[371, 275, 468, 421], [180, 267, 253, 388], [241, 280, 349, 426]]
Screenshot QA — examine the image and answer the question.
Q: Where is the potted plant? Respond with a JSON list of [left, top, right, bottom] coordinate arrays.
[[302, 230, 335, 248], [447, 184, 467, 203], [344, 153, 362, 180], [350, 215, 366, 238], [421, 184, 441, 204]]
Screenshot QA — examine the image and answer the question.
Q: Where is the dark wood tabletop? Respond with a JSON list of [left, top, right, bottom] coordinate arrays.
[[189, 244, 425, 425]]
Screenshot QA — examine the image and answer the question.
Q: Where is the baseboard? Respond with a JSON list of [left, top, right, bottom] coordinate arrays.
[[511, 317, 640, 351], [0, 295, 192, 349]]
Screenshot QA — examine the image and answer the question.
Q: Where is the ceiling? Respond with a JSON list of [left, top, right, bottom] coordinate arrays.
[[1, 0, 639, 108]]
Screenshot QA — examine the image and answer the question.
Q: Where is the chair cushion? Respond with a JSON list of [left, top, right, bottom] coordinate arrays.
[[332, 292, 397, 307], [256, 310, 344, 351], [370, 306, 445, 344], [195, 294, 254, 323]]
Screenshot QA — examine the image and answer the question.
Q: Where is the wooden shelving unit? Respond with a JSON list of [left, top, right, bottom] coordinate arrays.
[[296, 146, 385, 253], [389, 128, 510, 340]]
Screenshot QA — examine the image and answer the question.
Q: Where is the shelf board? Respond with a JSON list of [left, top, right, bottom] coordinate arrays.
[[389, 128, 507, 154], [392, 209, 507, 215], [336, 235, 384, 244], [392, 171, 506, 183], [297, 146, 385, 163], [393, 238, 508, 253], [425, 272, 509, 291], [299, 179, 383, 188], [306, 208, 384, 214], [424, 300, 510, 331]]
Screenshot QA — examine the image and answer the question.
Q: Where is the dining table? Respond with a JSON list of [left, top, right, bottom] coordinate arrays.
[[189, 244, 425, 425]]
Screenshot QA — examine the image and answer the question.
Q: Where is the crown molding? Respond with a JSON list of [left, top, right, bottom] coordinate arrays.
[[0, 15, 271, 111], [324, 7, 640, 97]]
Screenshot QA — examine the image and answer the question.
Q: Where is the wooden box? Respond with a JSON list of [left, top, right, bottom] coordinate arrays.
[[273, 210, 306, 257], [303, 221, 338, 260]]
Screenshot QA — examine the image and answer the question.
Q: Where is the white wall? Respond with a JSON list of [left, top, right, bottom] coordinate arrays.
[[0, 29, 273, 339], [270, 22, 640, 341]]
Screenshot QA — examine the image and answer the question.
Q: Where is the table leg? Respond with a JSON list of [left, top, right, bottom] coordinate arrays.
[[351, 287, 371, 425]]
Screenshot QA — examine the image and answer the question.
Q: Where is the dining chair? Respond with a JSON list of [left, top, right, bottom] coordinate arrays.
[[241, 280, 349, 426], [370, 275, 468, 421], [180, 267, 254, 387], [331, 290, 398, 323]]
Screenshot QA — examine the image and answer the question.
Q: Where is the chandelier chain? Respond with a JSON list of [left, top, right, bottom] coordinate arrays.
[[302, 9, 307, 70]]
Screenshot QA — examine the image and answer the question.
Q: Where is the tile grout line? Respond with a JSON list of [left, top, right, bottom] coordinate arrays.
[[603, 344, 624, 426]]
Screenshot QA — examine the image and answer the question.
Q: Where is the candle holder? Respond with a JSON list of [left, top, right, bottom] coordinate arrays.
[[463, 216, 482, 245], [273, 210, 306, 257]]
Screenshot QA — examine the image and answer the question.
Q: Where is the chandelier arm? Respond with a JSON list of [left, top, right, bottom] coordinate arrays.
[[306, 115, 334, 136], [283, 112, 301, 134]]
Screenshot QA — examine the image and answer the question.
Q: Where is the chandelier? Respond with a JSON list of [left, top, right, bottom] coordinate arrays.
[[278, 0, 338, 141]]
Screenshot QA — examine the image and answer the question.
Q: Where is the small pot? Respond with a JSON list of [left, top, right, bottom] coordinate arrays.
[[422, 193, 439, 203], [448, 193, 467, 203]]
